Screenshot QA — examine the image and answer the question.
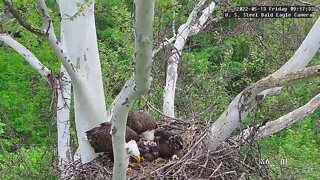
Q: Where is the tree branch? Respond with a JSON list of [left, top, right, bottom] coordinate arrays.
[[2, 0, 47, 37], [237, 91, 320, 143], [258, 92, 320, 138], [35, 0, 81, 85], [152, 1, 217, 57], [163, 0, 217, 117], [0, 34, 52, 83], [248, 65, 320, 97], [258, 17, 320, 98], [189, 1, 216, 36], [152, 36, 176, 57]]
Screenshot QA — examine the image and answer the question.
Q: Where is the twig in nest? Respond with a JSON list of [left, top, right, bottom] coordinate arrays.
[[163, 132, 208, 175], [209, 161, 223, 178], [64, 121, 272, 179], [210, 170, 237, 178]]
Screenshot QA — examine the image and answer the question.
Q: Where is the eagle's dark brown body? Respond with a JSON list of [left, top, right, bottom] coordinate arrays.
[[154, 129, 183, 159], [127, 112, 158, 135], [86, 122, 139, 154], [86, 114, 184, 162], [137, 140, 159, 161]]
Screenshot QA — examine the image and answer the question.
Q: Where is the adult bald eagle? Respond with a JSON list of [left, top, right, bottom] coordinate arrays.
[[154, 129, 183, 160], [137, 140, 159, 162], [127, 112, 158, 141], [86, 122, 141, 163]]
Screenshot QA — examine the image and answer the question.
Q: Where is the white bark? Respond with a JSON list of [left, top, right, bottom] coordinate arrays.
[[73, 147, 81, 161], [163, 0, 216, 117], [56, 66, 72, 178], [111, 0, 154, 179], [0, 34, 51, 82], [258, 92, 320, 138], [259, 17, 320, 98], [110, 78, 139, 179], [189, 1, 216, 36], [0, 16, 72, 177], [152, 36, 176, 57], [57, 0, 107, 163], [238, 92, 320, 142], [55, 4, 73, 169], [37, 0, 107, 163], [210, 17, 320, 150]]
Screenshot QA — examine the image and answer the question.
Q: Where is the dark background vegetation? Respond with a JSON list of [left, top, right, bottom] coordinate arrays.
[[0, 0, 319, 179]]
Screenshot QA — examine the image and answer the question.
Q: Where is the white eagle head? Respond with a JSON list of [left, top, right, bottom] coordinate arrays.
[[126, 140, 141, 163]]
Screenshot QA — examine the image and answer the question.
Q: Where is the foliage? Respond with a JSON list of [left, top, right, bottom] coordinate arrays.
[[259, 114, 320, 179], [0, 146, 56, 179], [0, 0, 59, 177]]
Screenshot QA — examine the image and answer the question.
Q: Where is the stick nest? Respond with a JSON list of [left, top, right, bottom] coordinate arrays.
[[63, 120, 267, 179]]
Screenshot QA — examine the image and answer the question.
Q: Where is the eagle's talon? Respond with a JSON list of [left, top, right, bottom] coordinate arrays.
[[171, 154, 179, 160]]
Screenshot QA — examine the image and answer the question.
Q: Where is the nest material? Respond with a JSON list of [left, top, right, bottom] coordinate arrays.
[[64, 120, 268, 180]]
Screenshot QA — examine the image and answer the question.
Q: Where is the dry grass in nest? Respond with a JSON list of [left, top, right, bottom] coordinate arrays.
[[63, 120, 267, 180]]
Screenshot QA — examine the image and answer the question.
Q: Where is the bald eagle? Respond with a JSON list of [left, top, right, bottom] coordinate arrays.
[[137, 140, 159, 162], [154, 129, 183, 160], [127, 112, 158, 141], [86, 122, 141, 163]]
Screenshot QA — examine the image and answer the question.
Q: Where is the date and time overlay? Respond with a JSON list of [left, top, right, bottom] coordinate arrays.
[[224, 6, 315, 18]]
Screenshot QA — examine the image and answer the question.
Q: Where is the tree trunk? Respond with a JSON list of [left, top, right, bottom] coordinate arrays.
[[57, 0, 107, 163], [111, 0, 154, 179], [163, 0, 215, 117]]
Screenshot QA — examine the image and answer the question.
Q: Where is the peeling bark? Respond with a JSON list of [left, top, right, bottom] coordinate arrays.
[[237, 92, 320, 143], [56, 66, 72, 178], [163, 0, 216, 117], [111, 0, 154, 179], [56, 0, 107, 163], [0, 35, 51, 82]]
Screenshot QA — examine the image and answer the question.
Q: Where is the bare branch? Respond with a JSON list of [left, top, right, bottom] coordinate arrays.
[[237, 91, 320, 143], [36, 0, 81, 85], [2, 0, 47, 37], [163, 0, 217, 117], [259, 17, 320, 97], [0, 34, 52, 83], [152, 1, 217, 57], [152, 36, 176, 57], [133, 0, 154, 93], [171, 1, 176, 36], [1, 0, 81, 84], [189, 1, 216, 36], [249, 65, 320, 96], [258, 92, 320, 138], [211, 65, 320, 148]]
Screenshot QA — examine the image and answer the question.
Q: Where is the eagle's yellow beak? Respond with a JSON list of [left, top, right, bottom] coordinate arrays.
[[129, 155, 142, 169], [133, 155, 141, 163]]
